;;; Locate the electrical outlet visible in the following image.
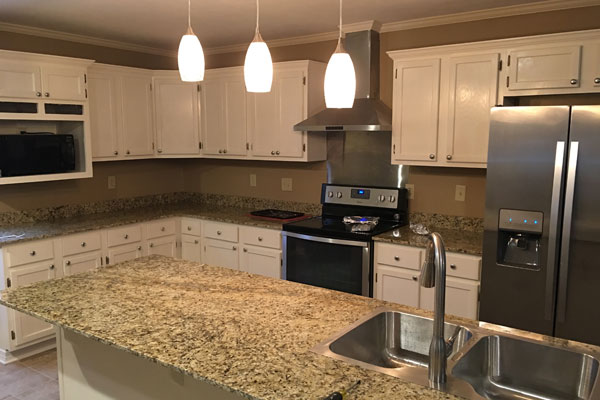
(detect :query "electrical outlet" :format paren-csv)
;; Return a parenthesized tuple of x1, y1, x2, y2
(108, 176, 117, 190)
(249, 174, 257, 187)
(281, 178, 293, 192)
(455, 185, 466, 202)
(405, 184, 414, 200)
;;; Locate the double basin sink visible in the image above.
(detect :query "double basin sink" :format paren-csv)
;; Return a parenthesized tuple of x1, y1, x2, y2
(312, 309, 600, 399)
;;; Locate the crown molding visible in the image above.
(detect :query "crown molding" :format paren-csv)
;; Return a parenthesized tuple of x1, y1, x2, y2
(380, 0, 600, 32)
(342, 20, 382, 33)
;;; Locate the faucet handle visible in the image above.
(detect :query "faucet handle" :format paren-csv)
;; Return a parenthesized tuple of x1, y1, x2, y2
(445, 325, 462, 357)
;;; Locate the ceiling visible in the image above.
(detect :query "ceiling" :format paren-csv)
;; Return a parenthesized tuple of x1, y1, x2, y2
(0, 0, 584, 52)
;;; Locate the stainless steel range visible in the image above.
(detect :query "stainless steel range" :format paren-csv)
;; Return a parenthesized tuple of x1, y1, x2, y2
(282, 183, 408, 297)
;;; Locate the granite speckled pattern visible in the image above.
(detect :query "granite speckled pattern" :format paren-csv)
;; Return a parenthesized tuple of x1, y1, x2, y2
(0, 256, 463, 400)
(374, 225, 483, 256)
(408, 213, 483, 233)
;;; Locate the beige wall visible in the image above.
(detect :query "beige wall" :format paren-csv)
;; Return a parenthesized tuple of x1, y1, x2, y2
(1, 5, 600, 216)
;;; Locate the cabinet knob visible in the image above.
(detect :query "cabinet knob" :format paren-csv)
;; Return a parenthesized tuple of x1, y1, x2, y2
(36, 92, 42, 97)
(157, 149, 163, 153)
(44, 92, 50, 97)
(126, 150, 131, 155)
(217, 231, 222, 235)
(114, 150, 119, 155)
(276, 151, 280, 155)
(137, 246, 142, 250)
(161, 227, 166, 232)
(187, 226, 192, 231)
(429, 154, 435, 160)
(194, 240, 199, 244)
(223, 149, 227, 154)
(258, 236, 263, 241)
(30, 250, 36, 256)
(271, 151, 275, 155)
(150, 243, 154, 248)
(570, 79, 578, 85)
(394, 256, 400, 261)
(232, 246, 237, 251)
(412, 276, 418, 281)
(450, 264, 457, 270)
(49, 264, 55, 270)
(243, 248, 247, 252)
(66, 260, 71, 266)
(81, 242, 86, 247)
(595, 78, 600, 84)
(446, 155, 453, 160)
(124, 234, 129, 239)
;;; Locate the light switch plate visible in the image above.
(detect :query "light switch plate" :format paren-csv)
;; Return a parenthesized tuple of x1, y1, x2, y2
(405, 184, 414, 200)
(281, 178, 293, 192)
(455, 185, 466, 202)
(108, 176, 117, 190)
(249, 174, 257, 187)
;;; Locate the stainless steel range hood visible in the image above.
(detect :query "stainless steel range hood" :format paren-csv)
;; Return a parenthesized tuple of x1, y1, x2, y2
(294, 30, 392, 132)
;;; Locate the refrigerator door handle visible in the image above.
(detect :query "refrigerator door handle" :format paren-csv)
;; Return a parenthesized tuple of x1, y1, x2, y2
(545, 141, 566, 320)
(556, 141, 579, 323)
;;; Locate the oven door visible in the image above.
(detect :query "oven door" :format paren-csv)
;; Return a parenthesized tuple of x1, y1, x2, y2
(282, 232, 371, 297)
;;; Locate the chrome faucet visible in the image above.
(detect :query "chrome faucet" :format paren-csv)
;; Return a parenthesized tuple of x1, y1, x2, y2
(420, 232, 448, 388)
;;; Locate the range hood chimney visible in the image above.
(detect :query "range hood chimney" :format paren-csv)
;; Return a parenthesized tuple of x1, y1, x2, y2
(294, 30, 392, 132)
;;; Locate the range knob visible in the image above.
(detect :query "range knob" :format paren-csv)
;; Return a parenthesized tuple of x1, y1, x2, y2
(389, 195, 396, 202)
(336, 192, 343, 199)
(379, 195, 386, 202)
(328, 191, 334, 198)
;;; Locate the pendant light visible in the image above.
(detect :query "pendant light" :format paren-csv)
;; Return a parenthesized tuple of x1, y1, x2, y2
(244, 0, 273, 92)
(324, 0, 356, 108)
(177, 0, 205, 82)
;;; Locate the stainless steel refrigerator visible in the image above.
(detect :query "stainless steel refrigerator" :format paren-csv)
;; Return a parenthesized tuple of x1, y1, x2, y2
(480, 105, 600, 346)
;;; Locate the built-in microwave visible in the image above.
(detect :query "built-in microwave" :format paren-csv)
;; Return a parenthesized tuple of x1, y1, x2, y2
(0, 133, 76, 177)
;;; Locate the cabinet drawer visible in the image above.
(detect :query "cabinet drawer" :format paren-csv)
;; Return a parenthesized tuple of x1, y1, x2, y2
(446, 253, 481, 280)
(145, 219, 176, 239)
(376, 243, 424, 271)
(181, 218, 201, 236)
(106, 225, 142, 247)
(5, 240, 55, 267)
(62, 231, 102, 256)
(203, 221, 238, 243)
(240, 226, 281, 249)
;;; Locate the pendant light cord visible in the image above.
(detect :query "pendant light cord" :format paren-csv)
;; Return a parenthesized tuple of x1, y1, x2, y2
(256, 0, 260, 34)
(187, 0, 191, 28)
(339, 0, 342, 40)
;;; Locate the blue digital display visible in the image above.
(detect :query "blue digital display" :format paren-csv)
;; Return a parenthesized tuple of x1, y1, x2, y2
(524, 219, 528, 223)
(509, 218, 512, 222)
(358, 190, 364, 194)
(534, 220, 538, 224)
(350, 188, 371, 199)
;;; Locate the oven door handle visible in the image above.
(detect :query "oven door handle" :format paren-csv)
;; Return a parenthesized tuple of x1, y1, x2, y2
(282, 231, 369, 247)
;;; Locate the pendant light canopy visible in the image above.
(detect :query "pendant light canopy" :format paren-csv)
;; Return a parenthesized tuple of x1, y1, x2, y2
(324, 0, 356, 108)
(244, 0, 273, 92)
(178, 0, 205, 82)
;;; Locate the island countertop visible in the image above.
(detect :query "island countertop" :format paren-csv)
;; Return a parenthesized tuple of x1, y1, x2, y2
(0, 255, 465, 400)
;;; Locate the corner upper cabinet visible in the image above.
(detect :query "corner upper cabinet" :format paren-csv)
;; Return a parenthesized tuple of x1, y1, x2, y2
(153, 74, 200, 156)
(390, 58, 441, 164)
(200, 68, 247, 157)
(88, 70, 120, 159)
(247, 61, 327, 161)
(120, 72, 155, 157)
(40, 65, 87, 101)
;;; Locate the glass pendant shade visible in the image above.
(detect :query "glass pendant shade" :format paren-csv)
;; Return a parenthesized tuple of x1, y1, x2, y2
(244, 32, 273, 92)
(324, 41, 356, 108)
(178, 29, 205, 82)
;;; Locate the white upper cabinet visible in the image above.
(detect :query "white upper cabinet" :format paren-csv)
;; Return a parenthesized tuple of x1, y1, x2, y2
(153, 76, 200, 156)
(0, 60, 42, 99)
(391, 58, 441, 163)
(41, 65, 87, 101)
(88, 71, 120, 159)
(121, 73, 155, 157)
(201, 68, 247, 157)
(442, 53, 500, 166)
(592, 41, 600, 88)
(247, 61, 326, 161)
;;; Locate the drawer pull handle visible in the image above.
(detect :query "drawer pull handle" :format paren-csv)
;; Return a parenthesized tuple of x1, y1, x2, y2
(258, 236, 263, 241)
(217, 231, 222, 235)
(137, 246, 142, 250)
(150, 243, 154, 248)
(271, 151, 275, 155)
(124, 234, 129, 239)
(275, 150, 280, 155)
(187, 226, 192, 231)
(30, 250, 36, 256)
(49, 264, 55, 270)
(394, 256, 400, 261)
(44, 92, 50, 97)
(412, 276, 418, 281)
(114, 150, 119, 155)
(429, 154, 435, 160)
(570, 79, 578, 85)
(232, 246, 237, 251)
(81, 242, 86, 247)
(243, 248, 247, 252)
(36, 92, 42, 97)
(161, 227, 166, 232)
(595, 78, 600, 84)
(66, 261, 71, 266)
(450, 264, 457, 270)
(194, 240, 199, 244)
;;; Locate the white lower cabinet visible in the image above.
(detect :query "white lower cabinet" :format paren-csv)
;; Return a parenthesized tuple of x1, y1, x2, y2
(7, 261, 57, 347)
(107, 243, 144, 265)
(62, 250, 102, 276)
(240, 246, 281, 279)
(147, 236, 177, 258)
(374, 243, 481, 319)
(181, 234, 202, 262)
(204, 238, 239, 270)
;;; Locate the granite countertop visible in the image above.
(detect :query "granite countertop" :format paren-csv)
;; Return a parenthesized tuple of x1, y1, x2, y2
(0, 203, 295, 247)
(374, 225, 484, 256)
(0, 255, 466, 400)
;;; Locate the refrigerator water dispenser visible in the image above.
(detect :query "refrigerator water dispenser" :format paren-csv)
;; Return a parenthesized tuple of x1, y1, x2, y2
(497, 209, 543, 270)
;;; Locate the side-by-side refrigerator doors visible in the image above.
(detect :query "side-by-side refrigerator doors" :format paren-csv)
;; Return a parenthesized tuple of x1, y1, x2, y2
(480, 106, 570, 336)
(554, 106, 600, 346)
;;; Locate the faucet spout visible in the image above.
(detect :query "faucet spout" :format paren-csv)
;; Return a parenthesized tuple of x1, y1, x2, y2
(419, 232, 447, 388)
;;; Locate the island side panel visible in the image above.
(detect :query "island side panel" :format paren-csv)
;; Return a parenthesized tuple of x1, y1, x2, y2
(57, 328, 244, 400)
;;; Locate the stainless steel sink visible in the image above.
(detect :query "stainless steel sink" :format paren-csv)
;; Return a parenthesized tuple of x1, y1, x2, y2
(452, 335, 599, 400)
(312, 309, 473, 376)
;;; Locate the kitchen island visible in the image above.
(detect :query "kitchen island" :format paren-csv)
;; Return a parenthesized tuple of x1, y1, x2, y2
(0, 255, 459, 400)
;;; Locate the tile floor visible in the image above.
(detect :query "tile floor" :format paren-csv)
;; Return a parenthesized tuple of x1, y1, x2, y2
(0, 350, 58, 400)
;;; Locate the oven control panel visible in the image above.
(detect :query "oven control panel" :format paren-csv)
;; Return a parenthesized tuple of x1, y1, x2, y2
(322, 184, 401, 209)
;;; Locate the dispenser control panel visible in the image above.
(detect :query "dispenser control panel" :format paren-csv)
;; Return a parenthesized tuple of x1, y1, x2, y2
(499, 209, 543, 233)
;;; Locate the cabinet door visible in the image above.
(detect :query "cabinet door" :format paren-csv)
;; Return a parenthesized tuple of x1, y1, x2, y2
(200, 79, 226, 155)
(392, 58, 441, 163)
(41, 66, 87, 101)
(181, 235, 202, 262)
(147, 235, 177, 258)
(444, 53, 499, 164)
(374, 265, 420, 307)
(8, 261, 56, 347)
(154, 78, 200, 155)
(108, 242, 144, 265)
(240, 246, 281, 279)
(593, 42, 600, 88)
(247, 89, 278, 157)
(420, 277, 479, 320)
(204, 239, 239, 270)
(0, 60, 41, 98)
(63, 250, 102, 276)
(120, 75, 154, 157)
(507, 45, 582, 90)
(88, 72, 120, 159)
(223, 78, 247, 156)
